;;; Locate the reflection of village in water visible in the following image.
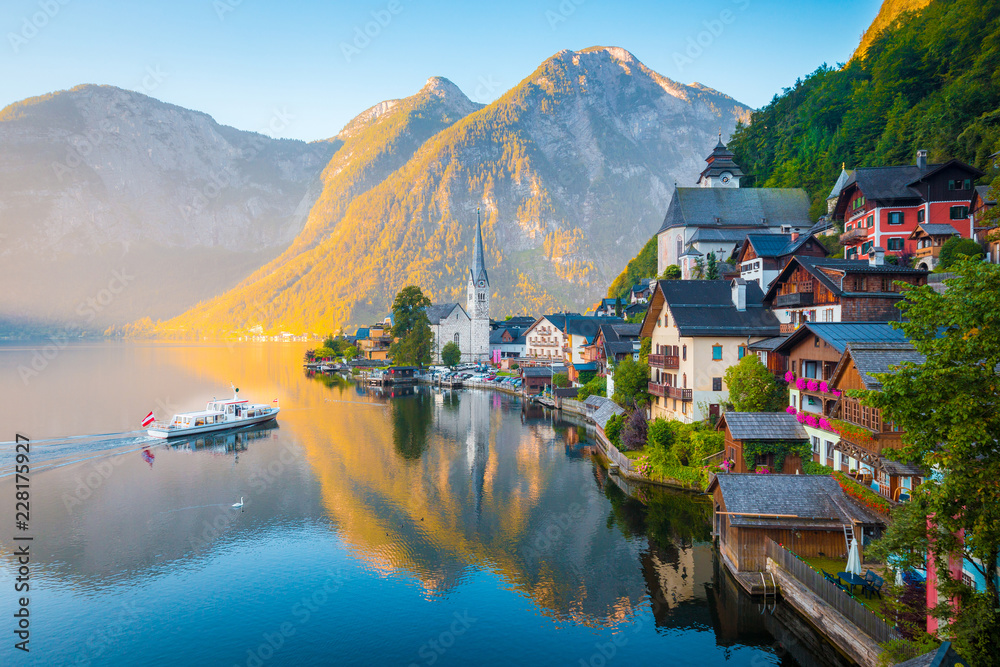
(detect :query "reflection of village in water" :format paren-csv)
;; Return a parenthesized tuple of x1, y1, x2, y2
(303, 375, 849, 664)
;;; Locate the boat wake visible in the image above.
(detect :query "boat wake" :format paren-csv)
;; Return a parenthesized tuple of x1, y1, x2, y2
(0, 431, 157, 478)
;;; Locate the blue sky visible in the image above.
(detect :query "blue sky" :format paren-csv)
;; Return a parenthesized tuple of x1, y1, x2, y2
(2, 0, 881, 141)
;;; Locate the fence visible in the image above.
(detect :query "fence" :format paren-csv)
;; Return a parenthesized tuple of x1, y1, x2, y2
(765, 539, 901, 646)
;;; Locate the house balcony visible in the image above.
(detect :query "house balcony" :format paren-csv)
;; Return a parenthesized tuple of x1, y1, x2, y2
(648, 381, 667, 398)
(648, 383, 690, 400)
(780, 322, 801, 335)
(913, 245, 943, 259)
(840, 228, 868, 246)
(775, 292, 814, 308)
(648, 354, 679, 369)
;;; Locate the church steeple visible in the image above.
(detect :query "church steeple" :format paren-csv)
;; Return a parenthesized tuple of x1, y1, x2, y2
(470, 208, 489, 286)
(697, 136, 744, 188)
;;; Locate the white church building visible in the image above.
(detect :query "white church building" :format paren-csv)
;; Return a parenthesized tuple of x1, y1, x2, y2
(427, 213, 491, 364)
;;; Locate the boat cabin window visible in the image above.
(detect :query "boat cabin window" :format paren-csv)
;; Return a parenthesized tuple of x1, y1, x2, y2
(227, 405, 234, 414)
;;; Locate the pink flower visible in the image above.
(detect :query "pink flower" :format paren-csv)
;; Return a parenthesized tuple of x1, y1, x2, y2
(832, 389, 842, 397)
(806, 415, 819, 427)
(784, 371, 794, 382)
(786, 406, 797, 415)
(796, 378, 807, 391)
(820, 381, 829, 393)
(807, 380, 819, 392)
(819, 418, 831, 431)
(796, 413, 808, 424)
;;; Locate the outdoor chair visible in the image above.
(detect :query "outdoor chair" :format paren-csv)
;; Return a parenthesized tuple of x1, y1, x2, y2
(822, 570, 849, 593)
(865, 575, 884, 598)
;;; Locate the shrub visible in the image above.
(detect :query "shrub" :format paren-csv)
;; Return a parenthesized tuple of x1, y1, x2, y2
(577, 375, 606, 401)
(803, 461, 833, 475)
(552, 373, 570, 389)
(604, 413, 625, 447)
(937, 237, 983, 271)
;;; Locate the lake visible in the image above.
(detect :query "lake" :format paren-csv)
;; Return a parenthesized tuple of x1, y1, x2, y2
(0, 342, 846, 666)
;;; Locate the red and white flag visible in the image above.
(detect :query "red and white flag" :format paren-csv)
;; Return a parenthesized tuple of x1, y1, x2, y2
(141, 411, 155, 427)
(272, 398, 279, 405)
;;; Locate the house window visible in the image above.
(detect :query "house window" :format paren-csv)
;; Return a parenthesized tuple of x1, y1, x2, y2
(454, 333, 460, 344)
(682, 345, 687, 361)
(948, 179, 972, 191)
(887, 237, 904, 251)
(676, 235, 683, 260)
(682, 373, 687, 388)
(962, 571, 977, 590)
(917, 209, 926, 223)
(738, 346, 746, 359)
(861, 240, 873, 255)
(712, 377, 722, 391)
(814, 335, 820, 348)
(682, 401, 687, 415)
(811, 437, 819, 454)
(866, 215, 874, 228)
(804, 360, 818, 379)
(712, 345, 723, 361)
(847, 248, 858, 259)
(950, 205, 969, 220)
(888, 211, 904, 225)
(825, 441, 834, 460)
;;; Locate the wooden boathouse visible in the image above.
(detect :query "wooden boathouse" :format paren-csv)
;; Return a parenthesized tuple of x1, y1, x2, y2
(708, 474, 882, 593)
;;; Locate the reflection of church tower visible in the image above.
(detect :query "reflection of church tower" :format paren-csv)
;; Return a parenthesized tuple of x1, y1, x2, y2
(465, 390, 490, 520)
(466, 209, 490, 362)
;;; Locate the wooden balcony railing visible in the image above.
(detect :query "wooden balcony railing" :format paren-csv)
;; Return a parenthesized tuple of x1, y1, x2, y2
(840, 228, 867, 245)
(668, 386, 693, 401)
(775, 292, 815, 307)
(780, 322, 801, 334)
(648, 354, 679, 369)
(648, 381, 667, 398)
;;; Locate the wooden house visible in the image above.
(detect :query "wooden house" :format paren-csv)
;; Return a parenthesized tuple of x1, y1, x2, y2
(828, 342, 926, 501)
(716, 412, 809, 474)
(908, 223, 962, 271)
(761, 255, 927, 334)
(770, 322, 909, 470)
(709, 474, 883, 574)
(733, 232, 827, 292)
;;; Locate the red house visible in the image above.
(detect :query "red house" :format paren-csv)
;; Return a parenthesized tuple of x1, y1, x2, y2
(833, 150, 983, 260)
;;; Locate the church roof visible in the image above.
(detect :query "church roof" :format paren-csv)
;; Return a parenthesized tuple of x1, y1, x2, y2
(827, 166, 854, 200)
(425, 303, 467, 325)
(657, 188, 812, 234)
(469, 211, 489, 285)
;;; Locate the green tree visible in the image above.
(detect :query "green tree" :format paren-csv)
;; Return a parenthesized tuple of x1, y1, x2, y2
(614, 296, 623, 318)
(577, 374, 606, 401)
(389, 285, 433, 366)
(723, 354, 779, 412)
(937, 237, 983, 271)
(611, 357, 649, 407)
(440, 341, 461, 367)
(552, 373, 570, 389)
(658, 265, 681, 280)
(692, 256, 705, 279)
(865, 259, 1000, 661)
(343, 345, 359, 361)
(705, 251, 719, 280)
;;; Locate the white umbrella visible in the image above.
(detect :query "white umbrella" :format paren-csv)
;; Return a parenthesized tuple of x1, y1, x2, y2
(895, 568, 904, 586)
(846, 537, 862, 576)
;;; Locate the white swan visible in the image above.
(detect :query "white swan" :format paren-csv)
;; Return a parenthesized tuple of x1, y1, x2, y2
(232, 497, 244, 508)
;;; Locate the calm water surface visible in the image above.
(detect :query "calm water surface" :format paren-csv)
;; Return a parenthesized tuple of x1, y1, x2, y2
(0, 342, 844, 666)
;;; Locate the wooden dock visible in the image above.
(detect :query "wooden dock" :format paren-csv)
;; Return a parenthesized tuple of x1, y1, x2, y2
(721, 550, 779, 597)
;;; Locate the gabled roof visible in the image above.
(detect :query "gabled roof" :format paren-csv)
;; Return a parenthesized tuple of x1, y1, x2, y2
(565, 315, 624, 341)
(642, 280, 780, 338)
(717, 412, 808, 441)
(657, 187, 812, 234)
(834, 159, 984, 217)
(698, 137, 745, 183)
(747, 335, 787, 352)
(771, 322, 909, 356)
(489, 328, 525, 345)
(469, 211, 489, 285)
(832, 341, 926, 391)
(623, 302, 647, 317)
(425, 303, 467, 325)
(354, 327, 370, 340)
(593, 322, 641, 359)
(708, 474, 882, 527)
(738, 232, 822, 261)
(909, 223, 961, 239)
(827, 166, 854, 200)
(762, 256, 928, 304)
(591, 396, 626, 429)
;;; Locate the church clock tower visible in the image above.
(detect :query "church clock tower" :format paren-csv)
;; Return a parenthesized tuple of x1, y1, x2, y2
(467, 208, 490, 362)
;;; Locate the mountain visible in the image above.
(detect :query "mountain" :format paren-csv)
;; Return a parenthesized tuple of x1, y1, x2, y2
(160, 47, 751, 336)
(728, 0, 1000, 218)
(853, 0, 932, 60)
(0, 85, 335, 334)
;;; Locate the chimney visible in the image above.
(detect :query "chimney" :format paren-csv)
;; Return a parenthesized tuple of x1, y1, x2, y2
(790, 231, 800, 242)
(916, 149, 928, 171)
(869, 246, 885, 267)
(732, 279, 747, 311)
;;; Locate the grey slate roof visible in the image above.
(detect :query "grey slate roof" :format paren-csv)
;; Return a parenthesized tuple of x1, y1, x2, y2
(584, 395, 604, 410)
(698, 138, 745, 182)
(711, 474, 883, 528)
(590, 397, 626, 429)
(425, 303, 465, 325)
(975, 184, 996, 206)
(844, 342, 926, 390)
(720, 412, 808, 441)
(763, 256, 928, 303)
(771, 322, 909, 356)
(565, 315, 624, 341)
(623, 302, 647, 318)
(742, 233, 812, 258)
(827, 167, 854, 200)
(658, 280, 781, 337)
(747, 335, 788, 352)
(688, 227, 759, 244)
(470, 214, 489, 285)
(658, 187, 812, 234)
(912, 223, 961, 237)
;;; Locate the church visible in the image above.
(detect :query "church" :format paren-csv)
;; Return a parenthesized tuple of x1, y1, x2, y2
(656, 138, 813, 278)
(426, 212, 491, 364)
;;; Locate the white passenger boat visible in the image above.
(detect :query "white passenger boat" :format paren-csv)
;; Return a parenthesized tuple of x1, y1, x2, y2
(146, 387, 279, 439)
